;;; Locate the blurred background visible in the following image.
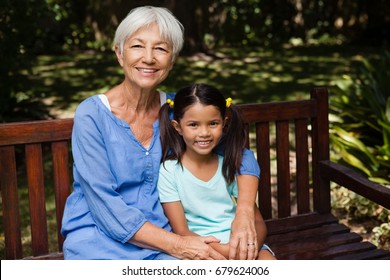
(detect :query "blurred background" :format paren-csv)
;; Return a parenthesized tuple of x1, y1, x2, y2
(0, 0, 389, 255)
(1, 0, 389, 121)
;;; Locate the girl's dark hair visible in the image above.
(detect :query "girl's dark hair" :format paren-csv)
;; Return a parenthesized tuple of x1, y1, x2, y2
(159, 83, 246, 184)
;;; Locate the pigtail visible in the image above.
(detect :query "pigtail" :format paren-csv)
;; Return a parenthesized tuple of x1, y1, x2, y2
(159, 103, 186, 166)
(221, 104, 246, 184)
(159, 103, 173, 163)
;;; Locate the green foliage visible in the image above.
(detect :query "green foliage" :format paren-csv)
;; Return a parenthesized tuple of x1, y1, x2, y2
(330, 51, 390, 250)
(330, 51, 390, 184)
(372, 222, 390, 251)
(0, 0, 69, 121)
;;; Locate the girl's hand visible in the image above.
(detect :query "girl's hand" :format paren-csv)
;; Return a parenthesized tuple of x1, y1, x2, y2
(229, 209, 258, 260)
(172, 235, 226, 260)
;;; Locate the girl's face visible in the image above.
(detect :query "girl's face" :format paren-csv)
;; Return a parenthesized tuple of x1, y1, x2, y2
(115, 23, 175, 91)
(172, 102, 225, 157)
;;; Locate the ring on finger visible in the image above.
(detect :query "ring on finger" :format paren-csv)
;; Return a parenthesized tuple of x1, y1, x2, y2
(247, 242, 256, 246)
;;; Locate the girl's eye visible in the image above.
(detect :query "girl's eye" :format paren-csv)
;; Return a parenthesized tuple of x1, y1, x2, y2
(189, 123, 198, 127)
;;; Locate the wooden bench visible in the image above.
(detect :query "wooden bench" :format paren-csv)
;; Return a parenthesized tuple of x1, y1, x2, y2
(1, 87, 390, 260)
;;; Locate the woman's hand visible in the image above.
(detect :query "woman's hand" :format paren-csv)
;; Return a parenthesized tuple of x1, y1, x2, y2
(229, 174, 259, 260)
(172, 235, 227, 260)
(129, 221, 226, 260)
(229, 209, 258, 260)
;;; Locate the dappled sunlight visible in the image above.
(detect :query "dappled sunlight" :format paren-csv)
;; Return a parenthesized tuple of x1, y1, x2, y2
(5, 45, 383, 121)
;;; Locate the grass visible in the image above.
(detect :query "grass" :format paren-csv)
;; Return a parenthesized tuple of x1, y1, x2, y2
(9, 44, 382, 121)
(0, 43, 386, 259)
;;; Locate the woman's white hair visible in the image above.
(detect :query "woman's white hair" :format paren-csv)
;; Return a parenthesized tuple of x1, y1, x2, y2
(113, 6, 184, 60)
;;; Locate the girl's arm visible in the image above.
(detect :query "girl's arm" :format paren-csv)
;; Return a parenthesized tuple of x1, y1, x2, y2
(161, 201, 230, 258)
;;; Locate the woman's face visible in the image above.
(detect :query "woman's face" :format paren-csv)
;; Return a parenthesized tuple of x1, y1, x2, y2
(116, 23, 175, 91)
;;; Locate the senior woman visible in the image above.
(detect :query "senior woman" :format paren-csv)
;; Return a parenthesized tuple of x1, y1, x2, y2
(61, 6, 264, 260)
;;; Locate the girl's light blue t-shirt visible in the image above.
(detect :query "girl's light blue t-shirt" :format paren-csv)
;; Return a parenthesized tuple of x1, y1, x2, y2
(158, 156, 238, 244)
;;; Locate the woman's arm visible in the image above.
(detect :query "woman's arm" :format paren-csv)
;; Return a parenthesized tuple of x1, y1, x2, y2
(129, 220, 225, 260)
(254, 204, 267, 246)
(229, 174, 259, 260)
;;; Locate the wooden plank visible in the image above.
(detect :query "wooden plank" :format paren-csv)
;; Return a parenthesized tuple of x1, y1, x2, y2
(276, 120, 290, 218)
(311, 87, 330, 213)
(266, 213, 338, 235)
(295, 118, 310, 213)
(51, 141, 71, 251)
(319, 160, 390, 209)
(256, 122, 272, 219)
(316, 241, 377, 259)
(333, 248, 390, 260)
(239, 100, 316, 123)
(0, 146, 23, 259)
(274, 232, 363, 259)
(23, 252, 64, 260)
(0, 118, 73, 146)
(243, 123, 250, 149)
(25, 143, 49, 256)
(265, 223, 350, 244)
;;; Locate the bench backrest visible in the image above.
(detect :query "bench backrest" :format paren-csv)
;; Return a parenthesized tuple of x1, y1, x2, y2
(0, 87, 329, 259)
(0, 118, 73, 259)
(240, 87, 330, 218)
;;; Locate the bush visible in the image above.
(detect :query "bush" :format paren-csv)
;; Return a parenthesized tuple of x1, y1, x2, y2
(330, 50, 390, 250)
(330, 51, 390, 184)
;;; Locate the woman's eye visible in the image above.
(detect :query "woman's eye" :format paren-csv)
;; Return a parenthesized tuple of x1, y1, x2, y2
(156, 47, 168, 52)
(131, 45, 143, 48)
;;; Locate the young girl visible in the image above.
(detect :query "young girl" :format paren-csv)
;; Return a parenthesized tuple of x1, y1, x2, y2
(158, 84, 275, 260)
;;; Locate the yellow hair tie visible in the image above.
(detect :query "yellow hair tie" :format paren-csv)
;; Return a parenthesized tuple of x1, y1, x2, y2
(226, 97, 233, 108)
(166, 99, 174, 108)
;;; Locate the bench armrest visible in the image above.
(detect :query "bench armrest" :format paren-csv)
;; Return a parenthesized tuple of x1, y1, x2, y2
(319, 160, 390, 210)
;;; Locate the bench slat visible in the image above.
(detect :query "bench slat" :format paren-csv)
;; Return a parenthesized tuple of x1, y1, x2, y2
(295, 118, 310, 214)
(0, 146, 23, 259)
(52, 141, 71, 251)
(334, 247, 390, 260)
(265, 223, 350, 244)
(314, 241, 377, 259)
(256, 122, 272, 219)
(311, 88, 331, 213)
(266, 213, 338, 235)
(0, 118, 73, 146)
(25, 143, 49, 256)
(274, 232, 363, 259)
(239, 99, 316, 122)
(276, 120, 291, 218)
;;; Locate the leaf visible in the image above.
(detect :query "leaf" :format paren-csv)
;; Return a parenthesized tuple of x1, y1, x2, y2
(332, 126, 379, 165)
